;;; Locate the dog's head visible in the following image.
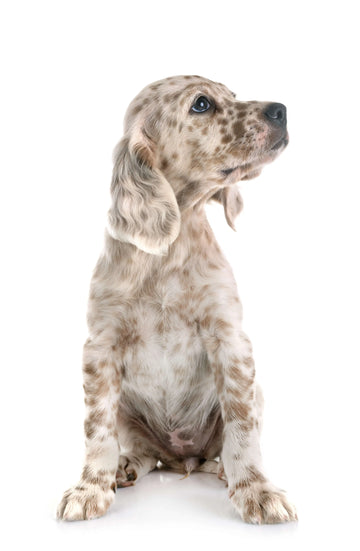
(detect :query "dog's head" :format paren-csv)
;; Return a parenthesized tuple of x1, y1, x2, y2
(108, 75, 288, 254)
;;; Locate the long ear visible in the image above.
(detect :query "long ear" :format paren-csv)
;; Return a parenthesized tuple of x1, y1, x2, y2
(107, 133, 181, 255)
(211, 186, 243, 231)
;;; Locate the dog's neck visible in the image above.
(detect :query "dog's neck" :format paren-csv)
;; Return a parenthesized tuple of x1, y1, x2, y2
(108, 204, 214, 255)
(89, 205, 226, 307)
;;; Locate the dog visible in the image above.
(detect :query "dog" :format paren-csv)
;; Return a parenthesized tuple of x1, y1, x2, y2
(57, 75, 296, 524)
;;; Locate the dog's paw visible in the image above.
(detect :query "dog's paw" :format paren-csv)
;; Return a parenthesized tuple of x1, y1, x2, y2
(116, 455, 138, 487)
(56, 483, 116, 521)
(230, 482, 297, 524)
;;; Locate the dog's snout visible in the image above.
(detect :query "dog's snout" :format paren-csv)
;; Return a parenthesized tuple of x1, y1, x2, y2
(263, 103, 287, 127)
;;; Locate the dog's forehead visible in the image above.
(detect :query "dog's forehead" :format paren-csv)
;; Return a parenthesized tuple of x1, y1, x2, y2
(154, 76, 231, 100)
(134, 76, 233, 106)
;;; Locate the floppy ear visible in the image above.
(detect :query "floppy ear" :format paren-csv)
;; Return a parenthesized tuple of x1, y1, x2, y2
(107, 132, 181, 255)
(211, 186, 243, 231)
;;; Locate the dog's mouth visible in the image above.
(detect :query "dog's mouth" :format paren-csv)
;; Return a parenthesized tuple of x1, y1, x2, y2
(270, 133, 289, 151)
(221, 163, 253, 178)
(220, 163, 260, 181)
(221, 132, 289, 179)
(221, 166, 239, 176)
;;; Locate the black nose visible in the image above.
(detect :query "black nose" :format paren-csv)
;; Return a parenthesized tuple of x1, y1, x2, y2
(264, 103, 287, 127)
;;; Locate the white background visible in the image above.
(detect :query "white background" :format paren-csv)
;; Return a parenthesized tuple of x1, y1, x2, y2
(1, 0, 359, 549)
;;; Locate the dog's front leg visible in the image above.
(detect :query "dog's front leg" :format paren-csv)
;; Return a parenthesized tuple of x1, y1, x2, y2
(57, 339, 121, 521)
(202, 319, 297, 524)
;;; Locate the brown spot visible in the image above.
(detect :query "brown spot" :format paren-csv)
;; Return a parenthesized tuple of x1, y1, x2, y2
(200, 314, 212, 331)
(151, 108, 162, 123)
(84, 408, 106, 436)
(221, 134, 232, 144)
(214, 318, 232, 334)
(84, 419, 96, 439)
(131, 104, 142, 116)
(243, 356, 254, 370)
(232, 121, 245, 139)
(82, 465, 99, 484)
(226, 399, 251, 421)
(218, 117, 228, 126)
(228, 365, 254, 392)
(114, 326, 142, 353)
(214, 363, 225, 394)
(160, 157, 169, 170)
(83, 362, 97, 377)
(235, 104, 247, 116)
(84, 396, 97, 408)
(231, 466, 267, 492)
(243, 497, 261, 518)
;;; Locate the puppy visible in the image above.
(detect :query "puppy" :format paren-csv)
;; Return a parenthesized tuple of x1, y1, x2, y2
(57, 75, 296, 524)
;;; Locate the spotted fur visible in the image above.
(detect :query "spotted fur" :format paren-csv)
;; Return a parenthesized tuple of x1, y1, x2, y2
(57, 75, 296, 524)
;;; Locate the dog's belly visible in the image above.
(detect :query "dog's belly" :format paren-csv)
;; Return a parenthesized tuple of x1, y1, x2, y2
(118, 390, 223, 461)
(117, 318, 223, 459)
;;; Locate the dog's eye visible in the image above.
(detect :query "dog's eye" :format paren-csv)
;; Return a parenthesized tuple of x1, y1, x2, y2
(191, 96, 212, 113)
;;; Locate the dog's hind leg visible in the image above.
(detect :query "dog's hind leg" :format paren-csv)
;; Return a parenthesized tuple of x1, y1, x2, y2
(116, 453, 158, 487)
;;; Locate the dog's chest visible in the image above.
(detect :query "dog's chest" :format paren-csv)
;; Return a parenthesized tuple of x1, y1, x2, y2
(120, 291, 204, 387)
(117, 271, 216, 422)
(119, 268, 201, 357)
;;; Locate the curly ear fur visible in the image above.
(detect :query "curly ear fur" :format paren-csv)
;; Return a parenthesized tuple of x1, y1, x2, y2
(107, 133, 181, 255)
(212, 186, 243, 231)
